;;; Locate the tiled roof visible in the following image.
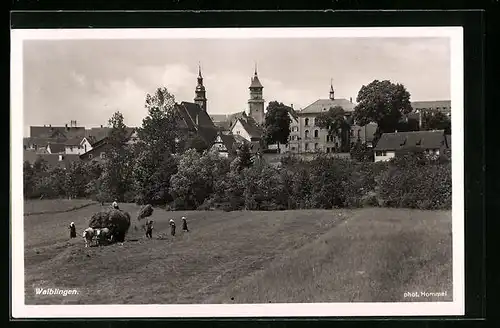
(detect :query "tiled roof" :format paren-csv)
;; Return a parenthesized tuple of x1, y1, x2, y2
(47, 143, 66, 154)
(85, 127, 111, 142)
(30, 126, 86, 139)
(174, 102, 219, 144)
(411, 100, 451, 110)
(250, 75, 263, 88)
(287, 106, 299, 121)
(64, 137, 83, 146)
(219, 133, 237, 151)
(231, 112, 264, 139)
(300, 98, 355, 114)
(23, 151, 81, 169)
(374, 130, 447, 151)
(24, 137, 67, 148)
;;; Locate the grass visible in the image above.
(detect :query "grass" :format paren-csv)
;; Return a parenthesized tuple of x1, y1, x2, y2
(24, 199, 97, 216)
(23, 200, 453, 304)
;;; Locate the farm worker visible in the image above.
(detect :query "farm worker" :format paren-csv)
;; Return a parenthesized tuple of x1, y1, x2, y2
(145, 220, 154, 239)
(69, 222, 76, 238)
(112, 200, 119, 210)
(169, 219, 176, 236)
(181, 217, 189, 232)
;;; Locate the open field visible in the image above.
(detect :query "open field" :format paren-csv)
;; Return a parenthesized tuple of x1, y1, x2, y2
(23, 200, 453, 304)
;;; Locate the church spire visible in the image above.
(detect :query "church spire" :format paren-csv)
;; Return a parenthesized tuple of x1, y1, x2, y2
(194, 63, 207, 112)
(329, 79, 335, 100)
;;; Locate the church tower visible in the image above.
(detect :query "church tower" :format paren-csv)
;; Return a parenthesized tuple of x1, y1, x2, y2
(194, 64, 207, 112)
(329, 79, 335, 100)
(248, 65, 265, 125)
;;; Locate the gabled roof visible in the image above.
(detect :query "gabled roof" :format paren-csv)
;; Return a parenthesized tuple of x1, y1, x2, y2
(24, 151, 81, 169)
(174, 102, 219, 144)
(286, 105, 299, 121)
(85, 127, 112, 142)
(374, 130, 447, 151)
(64, 137, 83, 146)
(30, 126, 86, 139)
(216, 133, 237, 151)
(411, 100, 451, 110)
(230, 112, 265, 139)
(300, 98, 355, 114)
(24, 137, 67, 148)
(47, 143, 66, 154)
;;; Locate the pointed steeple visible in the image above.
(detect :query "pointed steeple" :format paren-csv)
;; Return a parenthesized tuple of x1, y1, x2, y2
(250, 64, 263, 89)
(194, 63, 207, 112)
(329, 79, 335, 100)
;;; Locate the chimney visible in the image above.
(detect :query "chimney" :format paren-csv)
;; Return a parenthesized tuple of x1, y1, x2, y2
(291, 104, 293, 108)
(100, 124, 103, 128)
(350, 97, 353, 103)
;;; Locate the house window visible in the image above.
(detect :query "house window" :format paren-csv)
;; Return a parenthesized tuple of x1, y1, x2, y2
(304, 143, 309, 151)
(305, 118, 309, 126)
(314, 130, 319, 138)
(100, 152, 106, 159)
(314, 143, 319, 150)
(88, 154, 93, 159)
(376, 151, 387, 156)
(305, 130, 310, 139)
(237, 131, 240, 135)
(84, 144, 87, 152)
(326, 147, 330, 153)
(350, 129, 354, 137)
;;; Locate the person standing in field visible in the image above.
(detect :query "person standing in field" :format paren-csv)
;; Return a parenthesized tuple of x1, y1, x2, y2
(112, 200, 119, 210)
(181, 217, 189, 232)
(145, 219, 154, 239)
(169, 219, 176, 236)
(69, 222, 76, 238)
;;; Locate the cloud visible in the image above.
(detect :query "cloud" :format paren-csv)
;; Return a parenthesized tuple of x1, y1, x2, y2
(70, 71, 87, 87)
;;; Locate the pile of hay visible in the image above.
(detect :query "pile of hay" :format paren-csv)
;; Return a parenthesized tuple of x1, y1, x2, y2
(88, 208, 131, 242)
(137, 204, 154, 221)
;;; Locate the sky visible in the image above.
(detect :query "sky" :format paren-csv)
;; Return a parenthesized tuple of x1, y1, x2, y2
(22, 37, 450, 137)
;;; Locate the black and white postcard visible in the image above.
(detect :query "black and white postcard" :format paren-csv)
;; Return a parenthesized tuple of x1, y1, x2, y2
(11, 27, 464, 318)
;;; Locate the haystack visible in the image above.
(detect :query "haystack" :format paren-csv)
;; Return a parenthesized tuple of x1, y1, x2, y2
(137, 204, 154, 221)
(88, 208, 131, 242)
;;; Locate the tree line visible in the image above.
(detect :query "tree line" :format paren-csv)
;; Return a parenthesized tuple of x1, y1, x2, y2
(23, 80, 452, 210)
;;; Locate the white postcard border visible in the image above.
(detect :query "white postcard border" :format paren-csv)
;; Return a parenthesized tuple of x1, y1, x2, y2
(10, 27, 465, 318)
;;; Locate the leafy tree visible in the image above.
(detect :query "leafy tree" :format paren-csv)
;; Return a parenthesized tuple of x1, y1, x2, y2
(133, 148, 178, 205)
(23, 161, 35, 198)
(139, 88, 183, 154)
(264, 101, 292, 152)
(145, 87, 176, 113)
(350, 141, 374, 162)
(315, 105, 351, 152)
(169, 149, 230, 209)
(107, 111, 129, 149)
(185, 135, 209, 153)
(100, 111, 135, 202)
(397, 117, 420, 132)
(65, 161, 88, 198)
(354, 80, 413, 142)
(235, 142, 253, 172)
(421, 111, 451, 134)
